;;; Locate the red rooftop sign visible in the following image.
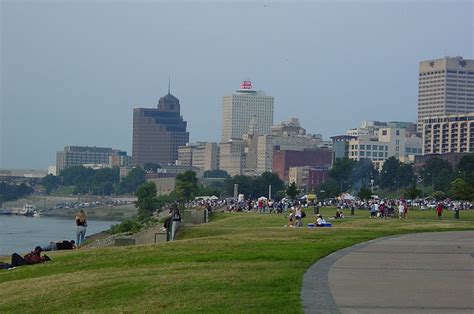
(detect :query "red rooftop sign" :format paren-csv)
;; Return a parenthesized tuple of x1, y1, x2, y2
(240, 80, 252, 89)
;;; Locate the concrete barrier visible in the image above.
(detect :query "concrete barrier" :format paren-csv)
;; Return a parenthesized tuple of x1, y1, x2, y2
(184, 209, 208, 224)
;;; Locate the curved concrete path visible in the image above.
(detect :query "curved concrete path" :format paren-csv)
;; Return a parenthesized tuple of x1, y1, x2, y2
(302, 231, 474, 314)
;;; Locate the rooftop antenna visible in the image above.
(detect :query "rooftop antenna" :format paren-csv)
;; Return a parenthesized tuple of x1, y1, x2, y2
(168, 76, 171, 94)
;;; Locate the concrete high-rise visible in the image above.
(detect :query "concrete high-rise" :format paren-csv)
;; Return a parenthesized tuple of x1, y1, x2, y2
(132, 87, 189, 166)
(221, 81, 274, 142)
(417, 56, 474, 132)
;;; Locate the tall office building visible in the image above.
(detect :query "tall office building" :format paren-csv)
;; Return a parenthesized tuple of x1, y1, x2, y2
(418, 56, 474, 132)
(132, 87, 189, 166)
(221, 81, 274, 142)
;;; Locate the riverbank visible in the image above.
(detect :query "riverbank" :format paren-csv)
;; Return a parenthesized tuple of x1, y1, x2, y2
(3, 195, 138, 220)
(0, 215, 120, 256)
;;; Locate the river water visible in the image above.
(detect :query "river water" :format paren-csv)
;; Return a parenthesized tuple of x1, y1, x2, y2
(0, 215, 119, 255)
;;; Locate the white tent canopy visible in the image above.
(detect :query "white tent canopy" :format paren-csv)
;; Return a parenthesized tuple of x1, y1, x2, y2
(340, 193, 355, 200)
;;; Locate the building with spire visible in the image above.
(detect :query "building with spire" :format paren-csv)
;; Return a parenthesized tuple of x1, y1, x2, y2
(132, 82, 189, 166)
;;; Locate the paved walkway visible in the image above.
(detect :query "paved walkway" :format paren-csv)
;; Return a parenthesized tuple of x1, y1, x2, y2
(302, 231, 474, 314)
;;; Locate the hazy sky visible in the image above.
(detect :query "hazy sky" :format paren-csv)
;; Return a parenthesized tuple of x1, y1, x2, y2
(1, 0, 473, 170)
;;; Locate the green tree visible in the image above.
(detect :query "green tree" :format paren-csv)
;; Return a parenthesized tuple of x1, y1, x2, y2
(41, 174, 61, 194)
(254, 172, 285, 198)
(380, 157, 415, 190)
(316, 179, 340, 199)
(286, 182, 299, 200)
(449, 178, 473, 201)
(351, 158, 378, 192)
(456, 155, 474, 187)
(134, 181, 158, 220)
(203, 169, 230, 178)
(404, 187, 422, 199)
(397, 163, 415, 188)
(358, 187, 372, 200)
(419, 157, 453, 191)
(431, 191, 447, 201)
(224, 175, 254, 198)
(0, 182, 33, 201)
(116, 167, 146, 195)
(60, 166, 95, 187)
(380, 157, 400, 189)
(175, 171, 199, 201)
(330, 158, 356, 192)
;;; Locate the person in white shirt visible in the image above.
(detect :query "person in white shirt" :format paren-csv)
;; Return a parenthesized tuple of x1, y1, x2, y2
(316, 214, 326, 226)
(398, 203, 404, 219)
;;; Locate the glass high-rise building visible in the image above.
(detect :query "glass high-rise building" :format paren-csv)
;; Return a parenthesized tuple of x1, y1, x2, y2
(417, 56, 474, 132)
(221, 81, 274, 142)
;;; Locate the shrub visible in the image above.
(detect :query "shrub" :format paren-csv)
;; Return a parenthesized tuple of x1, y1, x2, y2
(110, 219, 142, 234)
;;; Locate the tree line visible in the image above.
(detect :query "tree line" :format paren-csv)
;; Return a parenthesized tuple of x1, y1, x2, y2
(42, 166, 147, 196)
(317, 155, 474, 201)
(0, 182, 34, 203)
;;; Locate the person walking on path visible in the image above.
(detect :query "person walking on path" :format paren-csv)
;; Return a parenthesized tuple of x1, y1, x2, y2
(75, 210, 88, 246)
(436, 203, 443, 219)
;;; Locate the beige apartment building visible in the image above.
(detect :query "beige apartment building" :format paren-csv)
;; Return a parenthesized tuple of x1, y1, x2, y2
(219, 117, 325, 176)
(178, 142, 219, 171)
(347, 125, 422, 170)
(257, 118, 323, 173)
(422, 112, 474, 154)
(221, 81, 274, 142)
(418, 56, 474, 132)
(219, 140, 247, 176)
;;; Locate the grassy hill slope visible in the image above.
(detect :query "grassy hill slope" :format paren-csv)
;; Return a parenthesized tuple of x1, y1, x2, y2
(1, 208, 473, 313)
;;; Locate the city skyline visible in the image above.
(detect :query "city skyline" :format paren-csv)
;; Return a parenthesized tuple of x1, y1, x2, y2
(1, 1, 473, 169)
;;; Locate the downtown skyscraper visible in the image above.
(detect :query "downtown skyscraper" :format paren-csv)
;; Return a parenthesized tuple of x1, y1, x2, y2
(132, 86, 189, 166)
(221, 81, 274, 142)
(417, 56, 474, 131)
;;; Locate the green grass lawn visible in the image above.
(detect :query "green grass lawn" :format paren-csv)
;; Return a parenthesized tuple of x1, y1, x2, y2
(1, 208, 473, 313)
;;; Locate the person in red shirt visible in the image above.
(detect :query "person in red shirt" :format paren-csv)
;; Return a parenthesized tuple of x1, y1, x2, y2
(436, 203, 443, 219)
(3, 246, 50, 269)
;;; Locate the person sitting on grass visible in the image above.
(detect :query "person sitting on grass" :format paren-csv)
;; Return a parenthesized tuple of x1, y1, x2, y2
(42, 240, 76, 251)
(315, 214, 327, 226)
(286, 211, 295, 227)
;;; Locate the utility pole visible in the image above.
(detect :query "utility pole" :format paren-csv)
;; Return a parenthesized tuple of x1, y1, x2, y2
(268, 185, 272, 200)
(233, 184, 238, 199)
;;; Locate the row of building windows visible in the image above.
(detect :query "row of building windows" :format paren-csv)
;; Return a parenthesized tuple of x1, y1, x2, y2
(351, 144, 388, 151)
(355, 151, 389, 157)
(420, 70, 446, 76)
